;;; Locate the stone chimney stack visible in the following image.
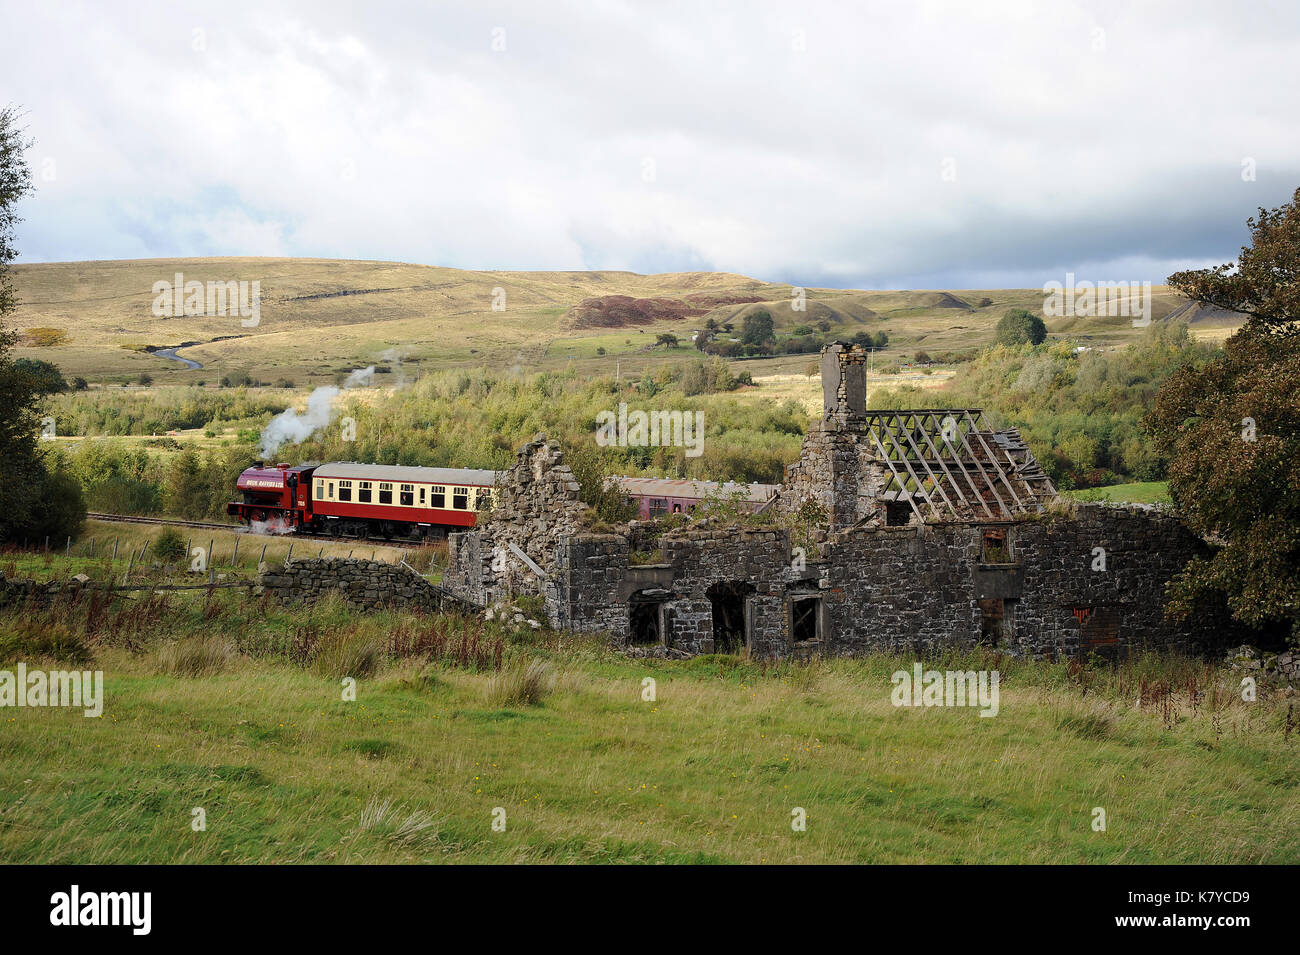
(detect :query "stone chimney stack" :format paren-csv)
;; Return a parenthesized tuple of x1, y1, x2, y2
(820, 342, 867, 422)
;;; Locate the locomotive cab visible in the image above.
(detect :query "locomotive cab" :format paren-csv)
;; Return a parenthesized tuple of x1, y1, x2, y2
(227, 462, 317, 526)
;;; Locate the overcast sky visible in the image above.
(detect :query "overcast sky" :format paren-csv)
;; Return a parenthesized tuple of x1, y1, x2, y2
(6, 0, 1300, 289)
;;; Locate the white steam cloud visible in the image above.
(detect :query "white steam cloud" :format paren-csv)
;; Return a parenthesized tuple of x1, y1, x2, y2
(342, 365, 375, 388)
(257, 366, 375, 459)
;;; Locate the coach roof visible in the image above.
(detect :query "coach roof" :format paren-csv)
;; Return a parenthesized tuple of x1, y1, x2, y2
(314, 463, 501, 486)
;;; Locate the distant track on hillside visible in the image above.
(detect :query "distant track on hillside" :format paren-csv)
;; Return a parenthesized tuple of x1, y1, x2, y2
(85, 512, 423, 550)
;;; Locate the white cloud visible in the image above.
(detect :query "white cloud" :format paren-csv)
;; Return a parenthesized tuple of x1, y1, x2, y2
(7, 0, 1300, 288)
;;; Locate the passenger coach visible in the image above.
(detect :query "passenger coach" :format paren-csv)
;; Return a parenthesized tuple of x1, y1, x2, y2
(309, 463, 499, 539)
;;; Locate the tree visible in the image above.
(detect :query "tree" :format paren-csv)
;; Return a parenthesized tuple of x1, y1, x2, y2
(655, 332, 679, 349)
(0, 106, 86, 542)
(1168, 187, 1300, 333)
(694, 329, 714, 352)
(1148, 188, 1300, 643)
(13, 357, 68, 393)
(994, 308, 1047, 346)
(741, 310, 774, 346)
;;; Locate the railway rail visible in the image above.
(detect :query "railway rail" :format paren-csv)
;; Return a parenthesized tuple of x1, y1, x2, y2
(84, 512, 426, 550)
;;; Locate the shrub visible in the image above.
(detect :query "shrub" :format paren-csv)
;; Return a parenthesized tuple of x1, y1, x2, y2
(153, 528, 186, 563)
(994, 308, 1047, 346)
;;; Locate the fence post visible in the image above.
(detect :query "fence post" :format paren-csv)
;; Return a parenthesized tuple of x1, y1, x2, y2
(90, 537, 95, 558)
(111, 538, 119, 562)
(65, 537, 70, 557)
(259, 542, 267, 566)
(123, 548, 136, 586)
(231, 537, 239, 568)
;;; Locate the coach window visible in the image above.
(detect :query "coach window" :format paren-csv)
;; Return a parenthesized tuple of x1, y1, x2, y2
(453, 486, 469, 510)
(430, 485, 446, 508)
(400, 483, 414, 507)
(358, 481, 372, 503)
(378, 482, 393, 505)
(338, 480, 352, 502)
(475, 489, 492, 511)
(328, 482, 334, 499)
(419, 486, 427, 505)
(649, 498, 667, 516)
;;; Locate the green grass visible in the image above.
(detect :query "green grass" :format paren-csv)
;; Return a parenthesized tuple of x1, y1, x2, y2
(1064, 482, 1172, 505)
(0, 564, 1294, 864)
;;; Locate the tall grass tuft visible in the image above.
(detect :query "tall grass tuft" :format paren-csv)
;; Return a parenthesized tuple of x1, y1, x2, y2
(484, 658, 553, 707)
(310, 630, 384, 679)
(0, 621, 93, 665)
(356, 797, 445, 849)
(153, 635, 236, 676)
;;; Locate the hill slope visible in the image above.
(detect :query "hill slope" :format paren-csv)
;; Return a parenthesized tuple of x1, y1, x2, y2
(7, 258, 1214, 384)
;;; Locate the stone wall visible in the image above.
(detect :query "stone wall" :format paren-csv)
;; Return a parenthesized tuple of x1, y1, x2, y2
(0, 572, 98, 608)
(819, 504, 1219, 658)
(444, 432, 590, 607)
(780, 422, 884, 529)
(491, 503, 1233, 660)
(258, 557, 450, 612)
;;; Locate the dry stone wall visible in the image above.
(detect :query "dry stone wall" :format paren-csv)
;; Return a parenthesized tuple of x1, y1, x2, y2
(258, 557, 448, 611)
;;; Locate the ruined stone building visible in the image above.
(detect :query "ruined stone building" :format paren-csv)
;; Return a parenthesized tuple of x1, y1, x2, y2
(444, 343, 1224, 660)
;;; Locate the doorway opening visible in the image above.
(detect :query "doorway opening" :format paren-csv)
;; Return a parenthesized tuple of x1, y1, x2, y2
(629, 592, 668, 646)
(707, 581, 753, 654)
(791, 594, 822, 645)
(978, 597, 1016, 646)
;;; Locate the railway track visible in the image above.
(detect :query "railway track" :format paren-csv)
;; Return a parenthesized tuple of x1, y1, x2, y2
(84, 512, 425, 550)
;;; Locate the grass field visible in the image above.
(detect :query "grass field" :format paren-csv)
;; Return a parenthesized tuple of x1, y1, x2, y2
(0, 562, 1295, 864)
(1064, 482, 1173, 505)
